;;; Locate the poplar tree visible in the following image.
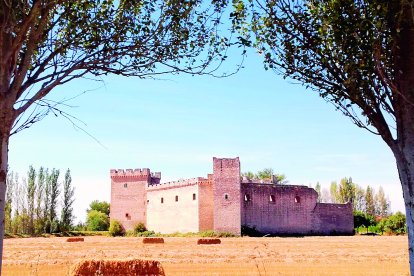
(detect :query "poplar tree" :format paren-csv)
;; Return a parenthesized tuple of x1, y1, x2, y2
(35, 167, 45, 234)
(61, 169, 74, 231)
(315, 182, 321, 203)
(27, 166, 36, 234)
(48, 169, 60, 233)
(375, 186, 389, 217)
(365, 186, 375, 217)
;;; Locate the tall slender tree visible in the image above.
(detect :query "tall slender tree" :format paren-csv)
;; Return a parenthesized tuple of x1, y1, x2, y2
(26, 166, 36, 234)
(48, 169, 60, 233)
(35, 167, 45, 234)
(365, 186, 376, 217)
(60, 169, 74, 231)
(375, 186, 390, 217)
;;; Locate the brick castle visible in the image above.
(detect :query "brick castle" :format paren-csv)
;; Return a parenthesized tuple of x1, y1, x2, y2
(110, 157, 354, 235)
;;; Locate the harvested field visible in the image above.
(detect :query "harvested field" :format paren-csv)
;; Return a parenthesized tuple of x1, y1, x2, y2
(66, 237, 84, 243)
(142, 237, 165, 244)
(197, 238, 221, 245)
(3, 235, 409, 275)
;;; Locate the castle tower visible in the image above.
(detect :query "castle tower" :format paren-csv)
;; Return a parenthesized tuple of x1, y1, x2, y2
(213, 157, 241, 235)
(110, 168, 153, 231)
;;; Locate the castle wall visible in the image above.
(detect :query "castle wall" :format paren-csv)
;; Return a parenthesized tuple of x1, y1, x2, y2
(198, 174, 214, 231)
(312, 203, 354, 235)
(146, 181, 199, 233)
(110, 169, 150, 231)
(213, 157, 241, 235)
(241, 183, 318, 234)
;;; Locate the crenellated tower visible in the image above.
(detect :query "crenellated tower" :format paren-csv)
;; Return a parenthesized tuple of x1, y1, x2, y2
(110, 168, 161, 231)
(213, 157, 241, 235)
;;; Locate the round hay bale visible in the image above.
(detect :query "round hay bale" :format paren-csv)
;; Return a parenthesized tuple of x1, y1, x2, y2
(66, 237, 84, 242)
(142, 237, 164, 244)
(197, 238, 221, 245)
(70, 259, 165, 276)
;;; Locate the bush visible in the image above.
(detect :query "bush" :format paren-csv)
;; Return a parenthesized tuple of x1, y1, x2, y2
(86, 210, 109, 231)
(378, 212, 406, 235)
(353, 211, 376, 228)
(133, 222, 147, 234)
(108, 220, 124, 237)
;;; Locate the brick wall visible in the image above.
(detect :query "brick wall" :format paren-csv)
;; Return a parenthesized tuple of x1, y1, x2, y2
(110, 169, 150, 231)
(213, 157, 241, 235)
(198, 177, 214, 231)
(241, 183, 317, 234)
(312, 203, 354, 235)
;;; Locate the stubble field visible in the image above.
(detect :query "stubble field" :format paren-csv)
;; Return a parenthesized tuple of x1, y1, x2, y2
(2, 235, 409, 275)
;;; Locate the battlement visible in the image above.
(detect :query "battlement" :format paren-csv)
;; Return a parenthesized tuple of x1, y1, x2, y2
(110, 168, 152, 182)
(147, 176, 210, 192)
(213, 157, 240, 170)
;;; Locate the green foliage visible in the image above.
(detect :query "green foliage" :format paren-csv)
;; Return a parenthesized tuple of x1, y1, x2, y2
(353, 210, 376, 228)
(108, 220, 124, 237)
(365, 186, 376, 216)
(338, 177, 355, 204)
(330, 182, 339, 203)
(133, 222, 147, 234)
(61, 169, 75, 231)
(88, 200, 110, 216)
(86, 210, 109, 231)
(241, 168, 288, 184)
(379, 212, 406, 235)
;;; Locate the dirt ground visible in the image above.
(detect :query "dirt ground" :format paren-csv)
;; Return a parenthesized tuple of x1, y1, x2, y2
(2, 235, 409, 275)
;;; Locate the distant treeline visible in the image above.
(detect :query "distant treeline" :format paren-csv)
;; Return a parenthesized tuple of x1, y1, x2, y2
(5, 166, 75, 235)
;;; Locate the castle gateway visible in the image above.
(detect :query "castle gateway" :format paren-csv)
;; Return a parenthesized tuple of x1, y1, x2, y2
(110, 157, 354, 235)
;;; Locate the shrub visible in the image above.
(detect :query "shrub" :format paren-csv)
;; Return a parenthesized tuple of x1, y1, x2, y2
(134, 222, 147, 234)
(86, 210, 109, 231)
(109, 220, 124, 237)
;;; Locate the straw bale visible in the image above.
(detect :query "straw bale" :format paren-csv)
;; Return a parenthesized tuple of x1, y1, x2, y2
(142, 237, 164, 244)
(66, 237, 84, 242)
(197, 238, 221, 245)
(70, 259, 165, 276)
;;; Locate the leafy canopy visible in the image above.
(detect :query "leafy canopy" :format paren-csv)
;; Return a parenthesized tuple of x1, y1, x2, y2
(3, 0, 242, 134)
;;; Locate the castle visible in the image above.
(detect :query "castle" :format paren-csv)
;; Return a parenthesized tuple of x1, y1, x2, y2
(110, 157, 354, 235)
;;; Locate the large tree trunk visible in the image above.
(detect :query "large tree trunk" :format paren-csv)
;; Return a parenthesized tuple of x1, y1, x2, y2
(0, 131, 8, 272)
(392, 3, 414, 275)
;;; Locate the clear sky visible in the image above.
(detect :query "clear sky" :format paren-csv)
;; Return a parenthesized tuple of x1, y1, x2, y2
(8, 49, 404, 223)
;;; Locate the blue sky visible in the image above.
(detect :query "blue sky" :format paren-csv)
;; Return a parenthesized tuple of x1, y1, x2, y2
(8, 50, 403, 223)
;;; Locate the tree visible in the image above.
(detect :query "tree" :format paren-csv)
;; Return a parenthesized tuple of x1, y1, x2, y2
(329, 181, 339, 203)
(87, 200, 110, 216)
(0, 1, 238, 267)
(315, 182, 321, 203)
(365, 186, 376, 217)
(256, 168, 274, 180)
(338, 177, 355, 204)
(241, 1, 414, 270)
(86, 210, 109, 231)
(47, 169, 60, 233)
(60, 169, 74, 231)
(241, 171, 255, 180)
(353, 185, 366, 212)
(35, 167, 45, 234)
(375, 186, 390, 217)
(26, 166, 36, 235)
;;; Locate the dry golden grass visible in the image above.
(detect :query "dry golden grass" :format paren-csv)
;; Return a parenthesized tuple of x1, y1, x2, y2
(3, 235, 409, 275)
